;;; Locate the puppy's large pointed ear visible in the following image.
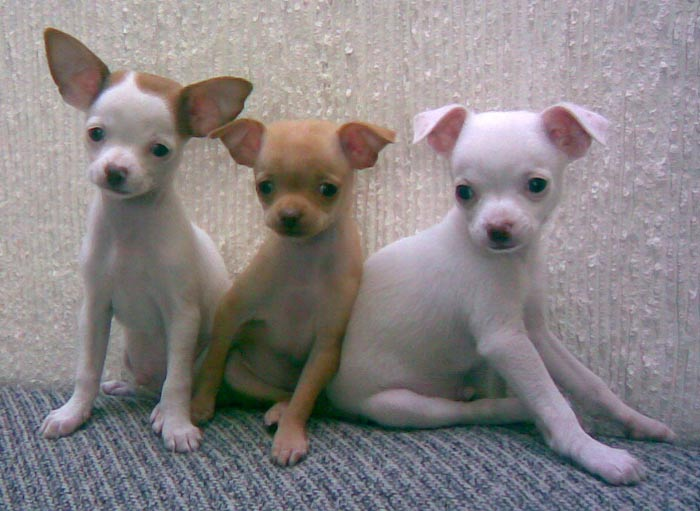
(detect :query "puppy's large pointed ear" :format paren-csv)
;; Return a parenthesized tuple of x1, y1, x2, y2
(541, 102, 609, 160)
(337, 122, 395, 170)
(412, 104, 468, 156)
(178, 77, 253, 137)
(210, 118, 265, 168)
(44, 28, 110, 111)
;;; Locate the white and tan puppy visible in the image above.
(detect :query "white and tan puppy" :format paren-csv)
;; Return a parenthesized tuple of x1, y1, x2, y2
(327, 103, 675, 484)
(191, 118, 394, 465)
(40, 28, 252, 452)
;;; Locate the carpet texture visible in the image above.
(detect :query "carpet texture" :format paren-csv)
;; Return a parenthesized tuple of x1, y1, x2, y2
(1, 385, 699, 510)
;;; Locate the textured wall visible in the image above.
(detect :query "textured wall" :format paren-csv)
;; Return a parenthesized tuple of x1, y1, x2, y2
(1, 1, 698, 440)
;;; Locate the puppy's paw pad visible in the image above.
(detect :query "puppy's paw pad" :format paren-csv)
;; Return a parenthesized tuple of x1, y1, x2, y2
(101, 380, 135, 396)
(264, 401, 289, 427)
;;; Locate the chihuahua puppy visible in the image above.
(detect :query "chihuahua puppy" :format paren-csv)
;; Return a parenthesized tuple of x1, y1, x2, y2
(40, 28, 252, 452)
(191, 118, 394, 465)
(326, 103, 675, 484)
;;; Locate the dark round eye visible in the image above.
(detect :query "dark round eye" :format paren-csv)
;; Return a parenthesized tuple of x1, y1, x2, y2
(319, 183, 338, 198)
(257, 180, 274, 196)
(456, 184, 474, 201)
(88, 127, 105, 142)
(151, 143, 170, 158)
(528, 177, 548, 194)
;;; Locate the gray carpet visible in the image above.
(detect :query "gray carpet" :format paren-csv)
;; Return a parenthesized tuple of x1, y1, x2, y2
(1, 385, 699, 510)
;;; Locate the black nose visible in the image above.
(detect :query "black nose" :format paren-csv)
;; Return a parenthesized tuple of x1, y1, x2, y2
(488, 228, 511, 244)
(105, 166, 128, 187)
(279, 209, 302, 230)
(486, 221, 514, 245)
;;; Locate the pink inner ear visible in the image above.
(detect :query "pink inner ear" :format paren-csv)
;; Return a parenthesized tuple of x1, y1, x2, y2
(218, 122, 263, 167)
(188, 96, 221, 137)
(544, 108, 592, 159)
(341, 127, 376, 169)
(63, 68, 105, 110)
(427, 108, 466, 155)
(427, 130, 455, 154)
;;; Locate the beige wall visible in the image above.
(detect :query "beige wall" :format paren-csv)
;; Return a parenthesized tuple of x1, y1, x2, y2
(1, 1, 698, 440)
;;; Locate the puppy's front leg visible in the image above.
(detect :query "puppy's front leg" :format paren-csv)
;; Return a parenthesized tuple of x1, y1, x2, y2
(524, 289, 676, 442)
(268, 335, 341, 466)
(478, 327, 645, 485)
(150, 308, 202, 452)
(191, 270, 261, 424)
(41, 296, 112, 438)
(268, 277, 357, 466)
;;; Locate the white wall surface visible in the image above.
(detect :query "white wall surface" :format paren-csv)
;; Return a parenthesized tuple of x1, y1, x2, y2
(1, 1, 698, 440)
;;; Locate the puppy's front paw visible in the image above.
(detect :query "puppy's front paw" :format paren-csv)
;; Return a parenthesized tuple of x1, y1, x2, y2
(594, 447, 646, 485)
(150, 404, 202, 453)
(271, 422, 309, 467)
(163, 422, 203, 453)
(40, 401, 91, 439)
(576, 439, 646, 485)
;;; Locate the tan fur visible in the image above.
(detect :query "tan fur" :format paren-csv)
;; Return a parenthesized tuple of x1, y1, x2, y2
(192, 118, 394, 465)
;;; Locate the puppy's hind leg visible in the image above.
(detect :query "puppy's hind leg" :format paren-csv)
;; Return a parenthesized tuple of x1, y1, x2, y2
(101, 348, 138, 397)
(525, 294, 676, 442)
(192, 350, 292, 425)
(101, 330, 164, 398)
(532, 326, 674, 441)
(101, 380, 136, 396)
(362, 389, 530, 429)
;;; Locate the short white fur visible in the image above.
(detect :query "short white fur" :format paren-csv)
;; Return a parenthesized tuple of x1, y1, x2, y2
(40, 28, 251, 452)
(85, 73, 181, 198)
(327, 102, 675, 485)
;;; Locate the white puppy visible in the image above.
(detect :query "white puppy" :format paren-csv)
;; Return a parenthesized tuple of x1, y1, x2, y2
(39, 28, 252, 452)
(327, 102, 676, 484)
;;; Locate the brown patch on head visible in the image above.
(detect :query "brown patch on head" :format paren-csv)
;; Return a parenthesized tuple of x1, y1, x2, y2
(102, 70, 183, 113)
(134, 72, 183, 116)
(103, 69, 128, 89)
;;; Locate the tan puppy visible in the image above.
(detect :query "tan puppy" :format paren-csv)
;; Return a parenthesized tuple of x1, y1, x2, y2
(191, 118, 394, 465)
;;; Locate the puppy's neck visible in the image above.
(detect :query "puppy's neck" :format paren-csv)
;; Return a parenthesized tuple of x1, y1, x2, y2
(97, 182, 181, 237)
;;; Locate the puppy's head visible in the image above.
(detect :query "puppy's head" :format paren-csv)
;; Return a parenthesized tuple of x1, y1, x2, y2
(212, 118, 394, 239)
(44, 28, 251, 199)
(413, 102, 608, 254)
